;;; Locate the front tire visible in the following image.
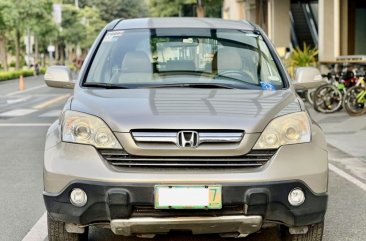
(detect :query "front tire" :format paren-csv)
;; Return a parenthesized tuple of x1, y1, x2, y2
(47, 213, 88, 241)
(281, 222, 324, 241)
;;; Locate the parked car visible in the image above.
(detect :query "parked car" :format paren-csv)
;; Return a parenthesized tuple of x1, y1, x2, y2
(43, 18, 328, 241)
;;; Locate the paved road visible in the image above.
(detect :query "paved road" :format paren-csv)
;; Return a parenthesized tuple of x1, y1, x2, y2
(0, 76, 365, 241)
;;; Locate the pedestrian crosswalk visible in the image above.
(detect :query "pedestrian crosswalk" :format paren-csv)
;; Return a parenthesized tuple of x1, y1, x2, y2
(0, 108, 61, 118)
(0, 108, 37, 117)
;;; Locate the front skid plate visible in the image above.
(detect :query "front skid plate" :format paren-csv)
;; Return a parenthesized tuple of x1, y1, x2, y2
(110, 215, 262, 236)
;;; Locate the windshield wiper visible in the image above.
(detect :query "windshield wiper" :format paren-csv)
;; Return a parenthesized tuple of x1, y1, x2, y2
(83, 82, 130, 89)
(146, 83, 236, 89)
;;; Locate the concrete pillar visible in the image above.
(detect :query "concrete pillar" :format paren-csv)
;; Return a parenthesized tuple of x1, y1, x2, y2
(319, 0, 340, 62)
(268, 0, 291, 49)
(340, 0, 348, 55)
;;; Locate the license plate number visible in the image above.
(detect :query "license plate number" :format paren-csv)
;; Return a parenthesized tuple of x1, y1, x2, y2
(154, 185, 222, 209)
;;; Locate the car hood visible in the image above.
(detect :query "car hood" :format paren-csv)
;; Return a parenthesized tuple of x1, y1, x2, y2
(71, 88, 301, 133)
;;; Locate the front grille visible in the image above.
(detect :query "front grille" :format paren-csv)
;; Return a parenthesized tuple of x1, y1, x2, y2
(131, 205, 244, 218)
(98, 149, 276, 168)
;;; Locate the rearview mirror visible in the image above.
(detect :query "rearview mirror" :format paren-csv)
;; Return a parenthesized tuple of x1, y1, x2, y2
(293, 67, 326, 90)
(44, 65, 75, 89)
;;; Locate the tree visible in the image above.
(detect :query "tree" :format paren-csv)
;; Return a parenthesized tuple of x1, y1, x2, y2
(79, 6, 106, 49)
(149, 0, 194, 17)
(149, 0, 222, 17)
(89, 0, 148, 22)
(205, 0, 222, 18)
(0, 2, 10, 70)
(0, 0, 55, 69)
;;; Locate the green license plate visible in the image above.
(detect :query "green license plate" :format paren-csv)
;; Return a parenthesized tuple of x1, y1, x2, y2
(154, 185, 222, 209)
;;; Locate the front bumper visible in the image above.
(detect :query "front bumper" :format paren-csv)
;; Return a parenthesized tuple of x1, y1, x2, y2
(44, 180, 327, 233)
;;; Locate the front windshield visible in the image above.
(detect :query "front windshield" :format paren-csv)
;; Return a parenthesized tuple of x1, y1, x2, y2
(85, 28, 284, 89)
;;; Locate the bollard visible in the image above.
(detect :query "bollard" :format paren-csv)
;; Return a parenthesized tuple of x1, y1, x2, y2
(19, 75, 25, 91)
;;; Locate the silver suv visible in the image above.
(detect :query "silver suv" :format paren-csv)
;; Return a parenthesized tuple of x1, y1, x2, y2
(43, 18, 328, 241)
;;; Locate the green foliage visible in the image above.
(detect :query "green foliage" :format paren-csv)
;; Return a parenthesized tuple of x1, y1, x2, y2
(149, 0, 193, 17)
(289, 43, 318, 67)
(149, 0, 222, 17)
(89, 0, 148, 22)
(286, 44, 318, 78)
(0, 69, 35, 81)
(79, 6, 106, 48)
(60, 4, 84, 46)
(204, 0, 223, 17)
(0, 0, 56, 68)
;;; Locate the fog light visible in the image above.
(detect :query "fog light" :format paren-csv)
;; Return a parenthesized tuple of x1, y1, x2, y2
(288, 188, 305, 206)
(70, 188, 87, 207)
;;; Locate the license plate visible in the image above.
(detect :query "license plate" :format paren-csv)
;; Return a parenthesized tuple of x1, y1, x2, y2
(154, 185, 222, 209)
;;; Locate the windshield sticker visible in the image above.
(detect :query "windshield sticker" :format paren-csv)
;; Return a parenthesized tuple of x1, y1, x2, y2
(260, 81, 276, 91)
(103, 31, 124, 42)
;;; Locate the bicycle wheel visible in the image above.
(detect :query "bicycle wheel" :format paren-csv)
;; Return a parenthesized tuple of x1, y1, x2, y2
(313, 84, 343, 113)
(343, 86, 366, 116)
(305, 89, 316, 105)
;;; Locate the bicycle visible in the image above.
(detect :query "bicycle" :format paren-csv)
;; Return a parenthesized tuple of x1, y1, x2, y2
(313, 68, 357, 113)
(343, 76, 366, 116)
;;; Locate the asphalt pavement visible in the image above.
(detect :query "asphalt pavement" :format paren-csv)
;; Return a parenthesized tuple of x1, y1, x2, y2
(0, 76, 365, 241)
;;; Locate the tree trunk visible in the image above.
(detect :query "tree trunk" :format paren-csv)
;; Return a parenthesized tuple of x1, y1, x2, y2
(60, 42, 65, 65)
(0, 35, 8, 71)
(55, 42, 59, 64)
(35, 35, 39, 64)
(15, 29, 21, 70)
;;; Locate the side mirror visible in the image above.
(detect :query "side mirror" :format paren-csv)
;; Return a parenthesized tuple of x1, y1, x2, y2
(293, 67, 326, 90)
(44, 65, 75, 89)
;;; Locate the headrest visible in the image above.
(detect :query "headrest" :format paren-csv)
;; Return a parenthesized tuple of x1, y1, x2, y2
(121, 51, 152, 73)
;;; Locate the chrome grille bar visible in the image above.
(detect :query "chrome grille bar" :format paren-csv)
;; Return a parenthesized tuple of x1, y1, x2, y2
(132, 131, 244, 144)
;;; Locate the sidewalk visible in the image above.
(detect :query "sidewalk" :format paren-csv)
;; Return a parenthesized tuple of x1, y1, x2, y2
(307, 105, 366, 182)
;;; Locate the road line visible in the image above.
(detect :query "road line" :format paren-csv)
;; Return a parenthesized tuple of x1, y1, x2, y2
(6, 84, 46, 96)
(0, 123, 52, 127)
(0, 108, 37, 117)
(329, 163, 366, 192)
(33, 94, 70, 109)
(21, 212, 48, 241)
(6, 95, 33, 104)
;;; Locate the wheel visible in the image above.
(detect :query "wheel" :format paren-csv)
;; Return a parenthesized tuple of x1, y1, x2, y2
(47, 213, 88, 241)
(343, 86, 366, 116)
(313, 84, 343, 113)
(281, 222, 324, 241)
(305, 89, 316, 105)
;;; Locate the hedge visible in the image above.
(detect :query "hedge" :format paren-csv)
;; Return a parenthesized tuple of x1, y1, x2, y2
(0, 69, 44, 82)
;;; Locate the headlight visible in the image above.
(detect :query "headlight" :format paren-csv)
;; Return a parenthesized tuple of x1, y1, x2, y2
(253, 112, 311, 149)
(62, 111, 122, 149)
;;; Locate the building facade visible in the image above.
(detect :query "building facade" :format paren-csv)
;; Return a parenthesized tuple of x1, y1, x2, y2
(223, 0, 366, 63)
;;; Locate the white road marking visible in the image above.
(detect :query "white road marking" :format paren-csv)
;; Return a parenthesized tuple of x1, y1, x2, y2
(0, 108, 37, 117)
(39, 110, 61, 117)
(6, 84, 46, 96)
(329, 163, 366, 192)
(21, 212, 48, 241)
(0, 123, 51, 127)
(6, 95, 32, 104)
